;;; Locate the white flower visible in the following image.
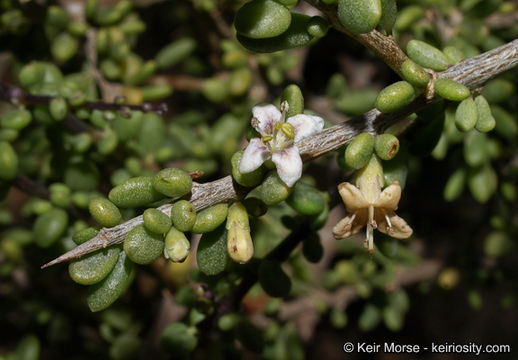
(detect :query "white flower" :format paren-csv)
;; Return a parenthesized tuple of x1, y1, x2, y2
(239, 102, 324, 187)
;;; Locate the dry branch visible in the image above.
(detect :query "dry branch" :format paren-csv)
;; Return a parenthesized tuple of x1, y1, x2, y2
(42, 38, 518, 269)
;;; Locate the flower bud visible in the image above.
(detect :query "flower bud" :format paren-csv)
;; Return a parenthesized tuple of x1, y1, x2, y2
(406, 40, 450, 71)
(124, 225, 164, 264)
(164, 227, 190, 263)
(89, 198, 122, 228)
(434, 79, 470, 102)
(345, 132, 374, 169)
(226, 202, 253, 264)
(375, 81, 415, 114)
(455, 97, 478, 132)
(374, 134, 399, 160)
(337, 0, 381, 34)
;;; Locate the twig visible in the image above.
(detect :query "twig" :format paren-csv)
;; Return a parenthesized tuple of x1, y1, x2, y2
(303, 0, 409, 75)
(152, 75, 206, 92)
(41, 39, 518, 268)
(0, 82, 168, 114)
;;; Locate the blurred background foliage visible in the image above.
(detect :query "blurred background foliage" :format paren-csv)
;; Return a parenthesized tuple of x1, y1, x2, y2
(1, 0, 518, 359)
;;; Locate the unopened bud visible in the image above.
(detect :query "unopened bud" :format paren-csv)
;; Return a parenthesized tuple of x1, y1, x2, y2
(226, 202, 253, 264)
(164, 227, 190, 263)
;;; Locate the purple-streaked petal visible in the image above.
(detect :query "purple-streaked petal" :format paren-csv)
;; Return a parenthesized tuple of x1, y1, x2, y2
(239, 138, 270, 173)
(252, 104, 281, 135)
(271, 146, 302, 187)
(287, 114, 324, 142)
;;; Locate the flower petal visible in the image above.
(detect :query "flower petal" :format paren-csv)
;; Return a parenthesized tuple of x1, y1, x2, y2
(375, 181, 402, 210)
(252, 104, 281, 135)
(338, 182, 370, 212)
(287, 114, 324, 142)
(376, 210, 413, 239)
(332, 210, 368, 239)
(271, 146, 302, 187)
(239, 138, 270, 173)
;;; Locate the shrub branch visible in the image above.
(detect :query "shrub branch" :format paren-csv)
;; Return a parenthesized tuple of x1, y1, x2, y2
(303, 0, 409, 75)
(41, 38, 518, 269)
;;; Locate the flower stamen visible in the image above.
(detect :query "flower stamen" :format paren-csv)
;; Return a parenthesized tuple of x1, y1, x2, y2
(366, 223, 374, 253)
(368, 205, 377, 229)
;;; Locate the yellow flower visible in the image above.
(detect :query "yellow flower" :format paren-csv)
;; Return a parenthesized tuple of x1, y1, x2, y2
(333, 155, 412, 253)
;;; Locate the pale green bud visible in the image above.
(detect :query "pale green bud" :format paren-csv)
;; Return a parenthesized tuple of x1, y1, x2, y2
(164, 227, 190, 263)
(226, 202, 253, 264)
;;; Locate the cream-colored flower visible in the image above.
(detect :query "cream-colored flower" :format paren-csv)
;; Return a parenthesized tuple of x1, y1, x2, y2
(333, 156, 412, 253)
